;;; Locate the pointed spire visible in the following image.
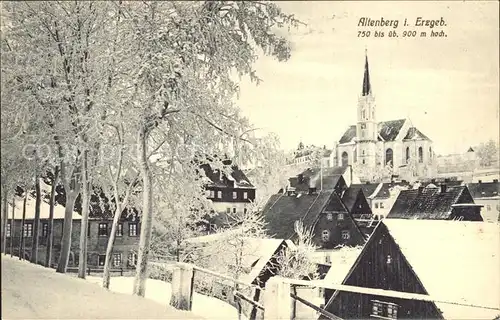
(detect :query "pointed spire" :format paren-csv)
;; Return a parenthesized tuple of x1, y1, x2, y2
(362, 49, 371, 96)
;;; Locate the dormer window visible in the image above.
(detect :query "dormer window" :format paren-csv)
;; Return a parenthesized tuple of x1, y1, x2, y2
(338, 213, 344, 221)
(243, 192, 248, 199)
(326, 213, 333, 221)
(217, 191, 222, 199)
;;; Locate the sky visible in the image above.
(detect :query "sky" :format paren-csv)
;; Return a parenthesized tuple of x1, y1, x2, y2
(236, 1, 499, 155)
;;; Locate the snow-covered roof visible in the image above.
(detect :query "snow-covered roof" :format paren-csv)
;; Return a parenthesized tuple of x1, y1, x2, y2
(383, 219, 500, 319)
(8, 194, 81, 220)
(186, 233, 290, 286)
(322, 246, 364, 284)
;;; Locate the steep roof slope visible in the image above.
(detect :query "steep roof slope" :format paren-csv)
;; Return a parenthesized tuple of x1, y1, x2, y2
(386, 186, 473, 219)
(262, 191, 333, 239)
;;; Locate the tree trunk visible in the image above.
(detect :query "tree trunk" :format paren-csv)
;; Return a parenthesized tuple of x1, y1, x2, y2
(31, 174, 41, 264)
(78, 152, 90, 279)
(103, 202, 122, 289)
(19, 192, 27, 260)
(10, 197, 15, 257)
(133, 126, 153, 297)
(56, 191, 78, 273)
(46, 166, 59, 268)
(1, 189, 8, 254)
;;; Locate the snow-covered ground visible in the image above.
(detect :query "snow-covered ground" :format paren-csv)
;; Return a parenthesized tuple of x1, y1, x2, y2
(86, 275, 246, 320)
(1, 255, 201, 319)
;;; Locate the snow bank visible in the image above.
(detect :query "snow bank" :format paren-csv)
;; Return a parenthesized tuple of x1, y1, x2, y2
(86, 276, 245, 320)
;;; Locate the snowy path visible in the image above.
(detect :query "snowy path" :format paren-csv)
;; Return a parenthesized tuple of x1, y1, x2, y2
(1, 256, 202, 319)
(86, 276, 246, 320)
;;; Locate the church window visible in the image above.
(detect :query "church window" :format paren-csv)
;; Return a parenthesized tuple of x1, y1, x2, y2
(406, 147, 410, 164)
(429, 147, 432, 159)
(362, 150, 365, 155)
(361, 123, 366, 129)
(385, 148, 393, 166)
(361, 131, 365, 138)
(341, 152, 348, 166)
(362, 110, 366, 119)
(418, 147, 423, 163)
(362, 159, 365, 164)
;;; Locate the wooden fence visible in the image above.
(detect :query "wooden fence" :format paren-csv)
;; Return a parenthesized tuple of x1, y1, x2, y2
(168, 262, 500, 320)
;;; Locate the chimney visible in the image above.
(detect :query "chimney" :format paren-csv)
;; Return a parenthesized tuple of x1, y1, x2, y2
(478, 180, 482, 184)
(308, 187, 317, 195)
(440, 184, 447, 193)
(494, 179, 498, 183)
(418, 186, 424, 194)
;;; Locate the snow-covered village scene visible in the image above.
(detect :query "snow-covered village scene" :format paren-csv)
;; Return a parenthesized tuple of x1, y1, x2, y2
(1, 1, 499, 320)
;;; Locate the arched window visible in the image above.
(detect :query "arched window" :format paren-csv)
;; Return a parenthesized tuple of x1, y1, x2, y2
(341, 152, 349, 166)
(406, 147, 410, 164)
(418, 147, 423, 163)
(385, 148, 393, 166)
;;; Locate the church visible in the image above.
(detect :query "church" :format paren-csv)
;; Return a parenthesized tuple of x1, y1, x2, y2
(332, 52, 437, 181)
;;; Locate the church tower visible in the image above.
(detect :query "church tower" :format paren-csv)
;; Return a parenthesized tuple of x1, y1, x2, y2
(356, 50, 378, 167)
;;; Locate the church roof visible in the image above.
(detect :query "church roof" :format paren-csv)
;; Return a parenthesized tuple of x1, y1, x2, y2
(338, 125, 357, 144)
(377, 119, 406, 141)
(403, 126, 431, 141)
(362, 52, 371, 96)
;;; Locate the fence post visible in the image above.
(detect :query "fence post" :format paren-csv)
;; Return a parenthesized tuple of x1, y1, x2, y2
(169, 262, 194, 311)
(263, 276, 292, 320)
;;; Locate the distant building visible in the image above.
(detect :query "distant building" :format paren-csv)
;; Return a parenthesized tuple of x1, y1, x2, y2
(436, 147, 478, 173)
(333, 51, 437, 181)
(261, 172, 371, 250)
(287, 142, 332, 168)
(351, 181, 411, 219)
(324, 220, 500, 320)
(386, 185, 483, 221)
(6, 179, 140, 269)
(200, 159, 256, 230)
(466, 179, 500, 223)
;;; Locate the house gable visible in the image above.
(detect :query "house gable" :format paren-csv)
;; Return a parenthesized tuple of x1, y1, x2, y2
(324, 222, 443, 319)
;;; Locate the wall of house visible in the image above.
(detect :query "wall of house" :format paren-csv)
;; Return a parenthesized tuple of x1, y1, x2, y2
(326, 224, 443, 319)
(5, 219, 81, 266)
(5, 218, 141, 268)
(474, 198, 500, 222)
(313, 211, 365, 250)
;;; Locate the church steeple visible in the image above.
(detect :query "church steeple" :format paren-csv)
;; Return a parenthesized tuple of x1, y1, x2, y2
(362, 49, 371, 96)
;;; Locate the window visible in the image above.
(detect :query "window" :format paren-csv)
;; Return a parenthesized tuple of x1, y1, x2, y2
(338, 213, 344, 221)
(380, 202, 385, 209)
(375, 203, 379, 209)
(98, 223, 108, 237)
(486, 205, 491, 211)
(362, 110, 366, 119)
(6, 222, 11, 238)
(362, 150, 365, 155)
(361, 123, 366, 129)
(371, 300, 399, 319)
(418, 146, 423, 163)
(217, 191, 222, 199)
(128, 223, 138, 237)
(385, 148, 393, 166)
(405, 147, 410, 164)
(325, 255, 331, 264)
(98, 254, 106, 267)
(116, 223, 123, 237)
(244, 208, 248, 214)
(361, 131, 365, 138)
(113, 253, 122, 267)
(326, 213, 333, 221)
(232, 191, 237, 200)
(42, 223, 49, 237)
(23, 222, 33, 237)
(232, 207, 236, 214)
(362, 159, 365, 164)
(128, 252, 138, 267)
(243, 192, 248, 200)
(226, 207, 231, 214)
(341, 230, 350, 240)
(341, 152, 349, 167)
(321, 230, 330, 242)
